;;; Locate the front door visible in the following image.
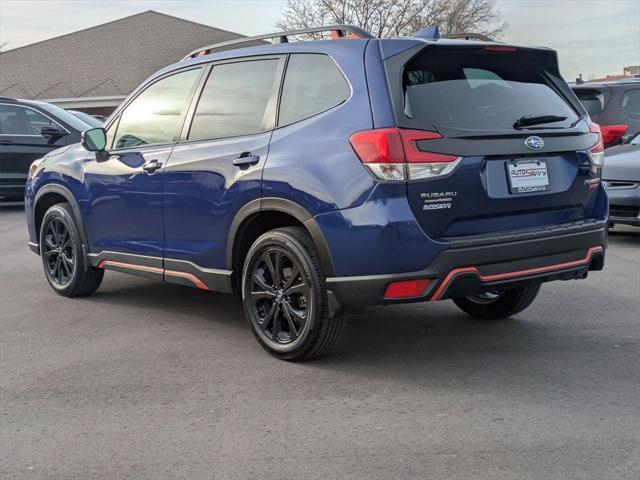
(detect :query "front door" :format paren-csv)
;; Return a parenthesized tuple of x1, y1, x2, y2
(81, 67, 204, 260)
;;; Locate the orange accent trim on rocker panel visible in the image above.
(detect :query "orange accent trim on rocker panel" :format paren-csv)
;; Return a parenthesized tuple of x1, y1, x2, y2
(97, 260, 210, 291)
(429, 246, 604, 302)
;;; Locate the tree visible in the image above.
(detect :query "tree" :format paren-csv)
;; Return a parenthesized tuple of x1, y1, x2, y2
(276, 0, 507, 39)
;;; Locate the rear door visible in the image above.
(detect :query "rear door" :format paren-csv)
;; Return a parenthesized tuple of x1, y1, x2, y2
(0, 104, 68, 199)
(384, 45, 600, 238)
(163, 56, 284, 272)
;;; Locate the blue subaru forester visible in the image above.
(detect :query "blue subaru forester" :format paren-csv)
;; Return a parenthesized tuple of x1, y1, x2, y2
(25, 26, 608, 360)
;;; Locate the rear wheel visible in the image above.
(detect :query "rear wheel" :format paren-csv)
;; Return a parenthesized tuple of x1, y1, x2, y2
(241, 227, 342, 361)
(452, 283, 541, 320)
(39, 203, 104, 297)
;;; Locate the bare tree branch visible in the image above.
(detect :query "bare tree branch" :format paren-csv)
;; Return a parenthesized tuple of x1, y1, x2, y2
(276, 0, 507, 39)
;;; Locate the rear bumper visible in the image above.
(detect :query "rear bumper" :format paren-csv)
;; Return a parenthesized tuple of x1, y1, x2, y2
(326, 219, 607, 307)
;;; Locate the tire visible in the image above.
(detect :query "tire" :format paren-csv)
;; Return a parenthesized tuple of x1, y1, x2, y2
(241, 226, 343, 361)
(452, 283, 542, 320)
(39, 203, 104, 297)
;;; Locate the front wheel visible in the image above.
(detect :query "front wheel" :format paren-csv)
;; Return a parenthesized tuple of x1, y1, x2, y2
(39, 203, 104, 297)
(452, 283, 541, 320)
(241, 227, 343, 361)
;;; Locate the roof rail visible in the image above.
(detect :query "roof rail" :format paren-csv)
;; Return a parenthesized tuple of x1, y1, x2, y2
(442, 32, 494, 42)
(0, 96, 16, 102)
(182, 24, 374, 60)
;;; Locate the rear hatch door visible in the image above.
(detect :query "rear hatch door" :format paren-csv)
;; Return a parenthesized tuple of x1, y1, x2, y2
(384, 44, 600, 238)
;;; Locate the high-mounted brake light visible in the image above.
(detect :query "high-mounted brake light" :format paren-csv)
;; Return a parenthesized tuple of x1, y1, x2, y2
(484, 46, 517, 52)
(600, 124, 628, 146)
(587, 123, 605, 168)
(349, 128, 461, 182)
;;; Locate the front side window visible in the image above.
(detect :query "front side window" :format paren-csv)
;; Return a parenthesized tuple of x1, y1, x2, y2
(25, 109, 58, 134)
(621, 89, 640, 120)
(188, 59, 280, 141)
(278, 54, 350, 126)
(113, 68, 202, 149)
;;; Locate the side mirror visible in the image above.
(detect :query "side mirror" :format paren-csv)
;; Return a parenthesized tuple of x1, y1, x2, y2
(41, 125, 67, 143)
(81, 127, 107, 152)
(620, 133, 633, 144)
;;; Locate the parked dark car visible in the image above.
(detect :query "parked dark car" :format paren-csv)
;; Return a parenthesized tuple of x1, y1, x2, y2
(24, 25, 607, 361)
(572, 79, 640, 148)
(603, 131, 640, 227)
(0, 98, 95, 200)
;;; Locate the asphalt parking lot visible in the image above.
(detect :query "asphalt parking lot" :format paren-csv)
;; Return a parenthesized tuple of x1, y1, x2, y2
(1, 204, 639, 479)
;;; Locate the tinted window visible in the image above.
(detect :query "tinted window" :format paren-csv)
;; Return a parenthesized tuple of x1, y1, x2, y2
(573, 88, 609, 119)
(113, 68, 202, 149)
(402, 48, 579, 132)
(39, 103, 93, 131)
(189, 59, 280, 140)
(278, 54, 350, 126)
(67, 110, 104, 128)
(25, 108, 58, 134)
(621, 89, 640, 120)
(0, 105, 27, 135)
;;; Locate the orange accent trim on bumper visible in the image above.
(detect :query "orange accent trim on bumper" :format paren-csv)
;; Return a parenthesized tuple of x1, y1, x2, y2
(97, 260, 209, 291)
(429, 246, 604, 302)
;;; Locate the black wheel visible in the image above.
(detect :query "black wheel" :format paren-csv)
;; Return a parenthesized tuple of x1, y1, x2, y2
(452, 283, 541, 320)
(241, 227, 342, 361)
(39, 203, 103, 297)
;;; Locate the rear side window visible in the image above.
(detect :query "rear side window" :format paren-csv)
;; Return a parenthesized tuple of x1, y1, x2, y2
(278, 54, 350, 126)
(401, 48, 579, 133)
(621, 89, 640, 120)
(189, 59, 280, 140)
(573, 88, 610, 119)
(113, 68, 202, 149)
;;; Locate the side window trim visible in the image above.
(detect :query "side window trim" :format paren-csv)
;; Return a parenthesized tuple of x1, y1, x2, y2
(179, 54, 287, 143)
(107, 66, 205, 152)
(0, 103, 68, 137)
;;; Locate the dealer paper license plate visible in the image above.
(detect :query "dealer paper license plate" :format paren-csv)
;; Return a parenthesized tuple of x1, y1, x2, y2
(507, 160, 550, 193)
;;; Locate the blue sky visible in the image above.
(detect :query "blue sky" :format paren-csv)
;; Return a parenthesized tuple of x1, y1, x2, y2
(1, 0, 638, 81)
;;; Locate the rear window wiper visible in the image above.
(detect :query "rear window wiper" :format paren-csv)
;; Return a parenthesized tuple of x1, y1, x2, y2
(513, 115, 568, 129)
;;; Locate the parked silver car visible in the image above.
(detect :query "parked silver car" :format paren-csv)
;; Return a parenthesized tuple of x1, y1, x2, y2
(604, 132, 640, 227)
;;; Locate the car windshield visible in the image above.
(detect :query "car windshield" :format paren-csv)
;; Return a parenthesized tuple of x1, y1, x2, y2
(38, 103, 94, 131)
(402, 48, 579, 133)
(68, 110, 104, 128)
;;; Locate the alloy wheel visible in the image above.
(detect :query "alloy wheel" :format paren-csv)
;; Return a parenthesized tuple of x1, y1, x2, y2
(249, 248, 311, 346)
(43, 218, 75, 286)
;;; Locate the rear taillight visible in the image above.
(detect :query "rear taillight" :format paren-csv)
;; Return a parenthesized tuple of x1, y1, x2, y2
(349, 128, 461, 182)
(588, 123, 605, 167)
(600, 124, 628, 145)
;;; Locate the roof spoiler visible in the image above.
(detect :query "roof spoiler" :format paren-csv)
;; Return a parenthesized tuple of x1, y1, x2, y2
(182, 24, 374, 60)
(441, 32, 494, 42)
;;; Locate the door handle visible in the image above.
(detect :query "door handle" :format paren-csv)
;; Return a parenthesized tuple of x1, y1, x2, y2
(142, 159, 163, 173)
(0, 139, 13, 145)
(232, 152, 260, 167)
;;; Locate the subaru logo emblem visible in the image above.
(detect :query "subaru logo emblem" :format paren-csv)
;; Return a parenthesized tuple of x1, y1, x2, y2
(525, 136, 544, 151)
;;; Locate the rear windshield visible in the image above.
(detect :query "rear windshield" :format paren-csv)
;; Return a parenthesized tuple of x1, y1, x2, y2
(572, 87, 610, 120)
(402, 48, 579, 132)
